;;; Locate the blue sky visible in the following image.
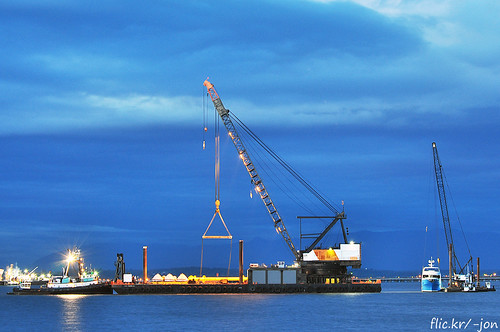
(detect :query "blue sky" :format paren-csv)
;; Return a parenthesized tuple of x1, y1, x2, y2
(1, 0, 499, 272)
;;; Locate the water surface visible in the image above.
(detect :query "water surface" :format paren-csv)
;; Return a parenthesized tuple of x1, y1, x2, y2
(1, 283, 498, 331)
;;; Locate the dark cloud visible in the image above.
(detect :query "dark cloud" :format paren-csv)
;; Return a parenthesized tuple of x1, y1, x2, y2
(0, 0, 423, 96)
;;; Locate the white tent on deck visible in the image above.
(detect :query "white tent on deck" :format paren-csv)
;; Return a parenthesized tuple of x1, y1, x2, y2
(164, 273, 177, 282)
(151, 273, 163, 282)
(177, 273, 188, 282)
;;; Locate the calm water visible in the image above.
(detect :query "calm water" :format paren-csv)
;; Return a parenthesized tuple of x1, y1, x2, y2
(1, 283, 498, 331)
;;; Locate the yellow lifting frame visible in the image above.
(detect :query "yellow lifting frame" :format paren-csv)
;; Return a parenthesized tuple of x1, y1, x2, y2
(200, 106, 233, 277)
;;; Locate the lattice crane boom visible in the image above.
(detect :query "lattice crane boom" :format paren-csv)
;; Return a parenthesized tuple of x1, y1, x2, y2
(204, 79, 299, 260)
(432, 142, 458, 273)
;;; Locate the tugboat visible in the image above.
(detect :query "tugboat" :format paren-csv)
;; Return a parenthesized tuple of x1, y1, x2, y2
(421, 258, 443, 292)
(8, 248, 112, 295)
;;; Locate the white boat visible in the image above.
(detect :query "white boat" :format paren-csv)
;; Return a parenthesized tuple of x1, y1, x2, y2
(421, 258, 442, 292)
(19, 281, 32, 290)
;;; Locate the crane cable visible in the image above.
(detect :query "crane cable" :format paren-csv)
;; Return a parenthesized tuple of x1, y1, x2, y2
(229, 114, 341, 250)
(232, 113, 339, 214)
(202, 90, 208, 150)
(442, 170, 472, 261)
(200, 96, 232, 277)
(231, 115, 336, 218)
(233, 119, 319, 216)
(230, 113, 340, 214)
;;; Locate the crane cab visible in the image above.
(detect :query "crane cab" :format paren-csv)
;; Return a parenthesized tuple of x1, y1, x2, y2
(299, 243, 362, 284)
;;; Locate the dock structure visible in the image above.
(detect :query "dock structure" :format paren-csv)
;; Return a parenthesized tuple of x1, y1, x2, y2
(379, 277, 420, 283)
(378, 276, 499, 283)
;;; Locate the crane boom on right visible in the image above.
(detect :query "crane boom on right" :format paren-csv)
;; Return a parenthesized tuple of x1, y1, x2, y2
(432, 142, 474, 275)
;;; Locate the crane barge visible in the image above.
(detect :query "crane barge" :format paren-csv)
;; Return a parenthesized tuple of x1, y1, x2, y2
(202, 79, 375, 289)
(111, 80, 380, 294)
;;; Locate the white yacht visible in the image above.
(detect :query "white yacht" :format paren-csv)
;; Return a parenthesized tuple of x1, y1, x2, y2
(421, 258, 443, 292)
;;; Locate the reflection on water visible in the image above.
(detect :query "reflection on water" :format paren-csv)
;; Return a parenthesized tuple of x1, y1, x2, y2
(56, 294, 86, 331)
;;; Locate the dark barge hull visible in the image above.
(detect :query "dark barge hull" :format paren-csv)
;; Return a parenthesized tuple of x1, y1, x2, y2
(7, 283, 113, 295)
(445, 286, 496, 293)
(112, 282, 381, 295)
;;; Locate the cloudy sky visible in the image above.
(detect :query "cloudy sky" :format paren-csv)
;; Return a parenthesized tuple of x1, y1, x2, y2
(1, 0, 499, 272)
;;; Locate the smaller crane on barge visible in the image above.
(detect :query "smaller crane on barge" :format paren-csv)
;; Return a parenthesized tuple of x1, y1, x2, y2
(432, 142, 494, 292)
(203, 79, 361, 283)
